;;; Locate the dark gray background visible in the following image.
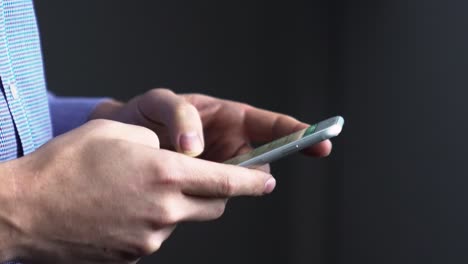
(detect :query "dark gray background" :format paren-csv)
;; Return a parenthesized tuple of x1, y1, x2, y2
(35, 1, 468, 264)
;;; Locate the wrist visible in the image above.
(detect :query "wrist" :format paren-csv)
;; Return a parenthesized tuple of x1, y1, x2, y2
(0, 159, 29, 262)
(88, 98, 124, 120)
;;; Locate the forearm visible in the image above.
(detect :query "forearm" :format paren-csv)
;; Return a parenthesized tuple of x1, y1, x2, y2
(0, 160, 26, 262)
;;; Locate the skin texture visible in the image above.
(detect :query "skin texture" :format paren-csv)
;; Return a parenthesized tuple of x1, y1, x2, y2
(0, 88, 331, 263)
(0, 120, 274, 264)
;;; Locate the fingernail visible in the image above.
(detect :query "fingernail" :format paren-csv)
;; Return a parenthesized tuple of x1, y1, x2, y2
(179, 132, 204, 156)
(264, 178, 276, 194)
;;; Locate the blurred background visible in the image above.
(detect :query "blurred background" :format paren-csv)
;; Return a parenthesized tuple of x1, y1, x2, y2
(35, 0, 468, 263)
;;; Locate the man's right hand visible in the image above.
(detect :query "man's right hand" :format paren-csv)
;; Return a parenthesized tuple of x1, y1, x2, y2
(0, 119, 275, 263)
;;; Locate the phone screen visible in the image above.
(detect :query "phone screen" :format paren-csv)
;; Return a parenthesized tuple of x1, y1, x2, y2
(224, 124, 317, 165)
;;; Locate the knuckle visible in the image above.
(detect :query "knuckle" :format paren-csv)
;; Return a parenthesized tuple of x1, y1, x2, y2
(87, 118, 111, 127)
(233, 101, 253, 112)
(133, 237, 161, 256)
(86, 119, 114, 133)
(159, 172, 177, 186)
(239, 102, 253, 110)
(86, 119, 124, 137)
(160, 210, 178, 225)
(157, 202, 180, 225)
(144, 236, 162, 255)
(220, 175, 234, 197)
(148, 240, 162, 254)
(135, 126, 160, 148)
(154, 156, 179, 186)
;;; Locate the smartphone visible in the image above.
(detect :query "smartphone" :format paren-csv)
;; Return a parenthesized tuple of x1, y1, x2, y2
(224, 116, 344, 168)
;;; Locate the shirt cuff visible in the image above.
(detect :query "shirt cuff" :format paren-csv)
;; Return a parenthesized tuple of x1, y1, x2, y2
(48, 93, 109, 136)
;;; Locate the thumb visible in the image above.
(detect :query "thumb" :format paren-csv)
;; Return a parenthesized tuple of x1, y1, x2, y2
(138, 89, 205, 156)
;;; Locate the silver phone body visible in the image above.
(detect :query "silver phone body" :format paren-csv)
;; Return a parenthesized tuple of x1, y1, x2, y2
(224, 116, 344, 168)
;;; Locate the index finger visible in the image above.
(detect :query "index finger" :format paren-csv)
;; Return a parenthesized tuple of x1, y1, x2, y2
(169, 152, 276, 198)
(243, 106, 332, 157)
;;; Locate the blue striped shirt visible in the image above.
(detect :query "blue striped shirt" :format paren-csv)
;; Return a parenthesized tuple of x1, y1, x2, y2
(1, 0, 104, 262)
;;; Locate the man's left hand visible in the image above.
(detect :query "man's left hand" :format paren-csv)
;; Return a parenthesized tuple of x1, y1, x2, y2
(89, 88, 332, 165)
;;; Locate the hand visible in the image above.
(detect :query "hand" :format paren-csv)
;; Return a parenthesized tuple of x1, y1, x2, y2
(90, 88, 332, 164)
(1, 119, 274, 263)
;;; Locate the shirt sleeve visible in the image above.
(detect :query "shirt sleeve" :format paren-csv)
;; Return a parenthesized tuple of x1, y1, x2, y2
(48, 92, 109, 136)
